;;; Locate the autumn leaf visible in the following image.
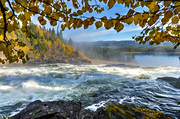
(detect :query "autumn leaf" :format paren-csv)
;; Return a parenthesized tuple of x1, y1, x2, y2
(114, 22, 124, 32)
(0, 0, 180, 64)
(95, 21, 103, 29)
(172, 16, 179, 24)
(108, 0, 116, 9)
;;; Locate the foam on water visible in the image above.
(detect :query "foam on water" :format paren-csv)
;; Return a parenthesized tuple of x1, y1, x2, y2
(0, 84, 13, 90)
(0, 63, 179, 79)
(85, 96, 137, 112)
(96, 65, 180, 79)
(22, 80, 72, 91)
(85, 100, 110, 112)
(0, 63, 180, 118)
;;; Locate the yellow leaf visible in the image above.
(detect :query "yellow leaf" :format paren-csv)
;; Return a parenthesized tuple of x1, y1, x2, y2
(142, 12, 149, 20)
(51, 13, 59, 20)
(148, 2, 159, 12)
(29, 6, 40, 13)
(18, 14, 26, 21)
(41, 20, 47, 25)
(127, 9, 134, 16)
(43, 6, 52, 15)
(164, 1, 171, 7)
(83, 20, 89, 29)
(38, 16, 46, 25)
(108, 0, 116, 9)
(104, 20, 114, 29)
(103, 0, 108, 4)
(61, 24, 66, 30)
(166, 26, 171, 31)
(77, 10, 83, 15)
(50, 20, 57, 26)
(133, 13, 141, 25)
(95, 21, 103, 29)
(53, 2, 61, 10)
(148, 15, 159, 26)
(164, 10, 173, 18)
(114, 22, 124, 32)
(101, 16, 107, 21)
(43, 0, 53, 4)
(38, 16, 44, 22)
(122, 17, 133, 25)
(76, 19, 83, 28)
(172, 16, 179, 24)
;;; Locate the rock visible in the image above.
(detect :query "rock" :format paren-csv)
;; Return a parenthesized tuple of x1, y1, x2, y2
(82, 108, 106, 119)
(136, 74, 151, 79)
(27, 57, 91, 65)
(104, 104, 172, 119)
(11, 100, 172, 119)
(157, 77, 180, 89)
(83, 104, 172, 119)
(11, 100, 82, 119)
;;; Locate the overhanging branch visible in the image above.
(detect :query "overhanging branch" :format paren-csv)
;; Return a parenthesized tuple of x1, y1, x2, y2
(0, 0, 8, 44)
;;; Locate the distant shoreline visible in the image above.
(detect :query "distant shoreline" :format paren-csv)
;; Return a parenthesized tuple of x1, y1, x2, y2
(1, 52, 180, 67)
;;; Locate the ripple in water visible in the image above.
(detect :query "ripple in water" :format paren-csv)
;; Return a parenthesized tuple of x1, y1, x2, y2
(0, 63, 180, 118)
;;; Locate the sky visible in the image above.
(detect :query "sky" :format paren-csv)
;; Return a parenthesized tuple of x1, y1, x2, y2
(32, 3, 144, 42)
(63, 24, 142, 42)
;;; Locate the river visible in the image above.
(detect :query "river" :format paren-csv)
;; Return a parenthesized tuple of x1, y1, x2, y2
(0, 55, 180, 118)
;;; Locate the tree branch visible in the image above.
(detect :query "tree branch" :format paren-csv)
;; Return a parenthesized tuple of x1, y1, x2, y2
(0, 0, 9, 44)
(174, 43, 180, 49)
(7, 0, 18, 19)
(14, 0, 63, 23)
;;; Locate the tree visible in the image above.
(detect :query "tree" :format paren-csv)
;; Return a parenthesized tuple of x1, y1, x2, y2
(68, 38, 74, 47)
(0, 0, 179, 64)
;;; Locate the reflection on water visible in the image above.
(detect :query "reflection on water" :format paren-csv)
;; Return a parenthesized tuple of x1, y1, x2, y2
(102, 54, 180, 67)
(135, 55, 180, 67)
(0, 61, 180, 118)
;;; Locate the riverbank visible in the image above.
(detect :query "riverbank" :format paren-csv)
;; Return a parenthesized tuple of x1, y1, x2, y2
(0, 56, 140, 68)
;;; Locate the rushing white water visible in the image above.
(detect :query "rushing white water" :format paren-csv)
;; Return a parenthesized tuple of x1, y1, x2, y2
(0, 63, 180, 118)
(22, 80, 72, 91)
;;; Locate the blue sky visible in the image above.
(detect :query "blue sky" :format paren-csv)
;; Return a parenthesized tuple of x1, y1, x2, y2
(63, 24, 142, 42)
(32, 3, 144, 42)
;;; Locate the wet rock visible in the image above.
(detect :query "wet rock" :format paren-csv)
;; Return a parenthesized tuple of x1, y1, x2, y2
(136, 74, 151, 79)
(157, 77, 180, 89)
(104, 104, 172, 119)
(11, 100, 172, 119)
(11, 100, 82, 119)
(82, 108, 106, 119)
(83, 104, 172, 119)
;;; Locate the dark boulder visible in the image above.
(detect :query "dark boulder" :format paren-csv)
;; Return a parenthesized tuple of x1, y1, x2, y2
(11, 100, 82, 119)
(157, 77, 180, 89)
(11, 100, 172, 119)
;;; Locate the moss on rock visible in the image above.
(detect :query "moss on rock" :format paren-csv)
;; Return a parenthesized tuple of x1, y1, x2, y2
(105, 104, 172, 119)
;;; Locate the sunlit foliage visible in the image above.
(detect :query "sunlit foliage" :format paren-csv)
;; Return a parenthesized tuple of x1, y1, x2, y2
(0, 24, 82, 64)
(0, 0, 179, 63)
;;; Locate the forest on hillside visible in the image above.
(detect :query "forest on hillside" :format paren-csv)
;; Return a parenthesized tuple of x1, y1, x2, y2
(0, 24, 88, 64)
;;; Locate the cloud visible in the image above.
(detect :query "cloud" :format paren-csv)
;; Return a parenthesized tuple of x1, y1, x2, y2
(72, 26, 142, 40)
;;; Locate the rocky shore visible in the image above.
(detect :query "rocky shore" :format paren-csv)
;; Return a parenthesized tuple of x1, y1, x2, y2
(9, 100, 172, 119)
(27, 57, 91, 65)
